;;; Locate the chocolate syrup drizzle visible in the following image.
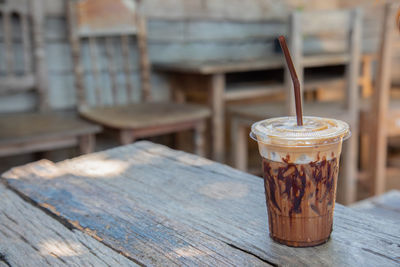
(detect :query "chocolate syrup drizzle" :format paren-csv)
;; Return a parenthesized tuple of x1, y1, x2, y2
(263, 156, 338, 217)
(263, 163, 281, 212)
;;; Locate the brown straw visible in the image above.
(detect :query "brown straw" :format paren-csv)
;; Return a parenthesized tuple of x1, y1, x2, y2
(278, 35, 303, 126)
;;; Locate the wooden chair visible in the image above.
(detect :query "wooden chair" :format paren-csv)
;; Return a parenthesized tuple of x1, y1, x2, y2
(360, 3, 400, 196)
(68, 0, 210, 155)
(228, 8, 361, 204)
(0, 0, 101, 158)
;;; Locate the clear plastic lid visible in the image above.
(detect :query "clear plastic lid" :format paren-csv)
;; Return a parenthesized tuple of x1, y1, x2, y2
(250, 116, 351, 147)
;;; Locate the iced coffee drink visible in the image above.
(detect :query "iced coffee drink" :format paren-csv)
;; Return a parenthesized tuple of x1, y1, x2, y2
(251, 116, 350, 247)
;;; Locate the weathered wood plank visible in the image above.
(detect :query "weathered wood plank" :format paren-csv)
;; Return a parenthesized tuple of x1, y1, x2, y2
(121, 35, 134, 101)
(142, 0, 339, 21)
(45, 17, 68, 42)
(0, 76, 35, 94)
(43, 0, 65, 17)
(88, 37, 103, 104)
(2, 160, 270, 266)
(21, 13, 32, 74)
(147, 20, 285, 42)
(300, 10, 351, 36)
(0, 183, 137, 266)
(3, 12, 14, 76)
(149, 41, 276, 63)
(3, 141, 400, 266)
(103, 37, 118, 105)
(351, 190, 400, 223)
(45, 42, 73, 74)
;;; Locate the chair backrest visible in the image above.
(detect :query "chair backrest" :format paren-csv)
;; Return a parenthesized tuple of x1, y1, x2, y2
(0, 0, 48, 111)
(368, 3, 398, 195)
(68, 0, 151, 108)
(286, 8, 362, 117)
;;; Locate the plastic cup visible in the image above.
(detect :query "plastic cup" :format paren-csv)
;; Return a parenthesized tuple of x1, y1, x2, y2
(251, 116, 351, 247)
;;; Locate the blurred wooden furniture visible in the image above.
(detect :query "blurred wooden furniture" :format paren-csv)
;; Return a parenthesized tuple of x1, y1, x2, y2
(68, 0, 210, 156)
(360, 3, 400, 196)
(229, 8, 361, 204)
(155, 59, 282, 162)
(155, 54, 354, 162)
(3, 141, 400, 266)
(0, 0, 100, 157)
(351, 190, 400, 222)
(360, 53, 375, 98)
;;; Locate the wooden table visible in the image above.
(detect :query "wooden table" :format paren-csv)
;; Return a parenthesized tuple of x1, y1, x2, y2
(2, 141, 399, 266)
(154, 54, 355, 162)
(351, 190, 400, 222)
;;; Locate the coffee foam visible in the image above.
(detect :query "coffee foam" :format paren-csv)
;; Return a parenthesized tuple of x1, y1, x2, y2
(256, 141, 342, 164)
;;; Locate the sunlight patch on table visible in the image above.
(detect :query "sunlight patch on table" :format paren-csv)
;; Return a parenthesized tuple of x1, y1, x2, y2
(68, 157, 129, 178)
(39, 239, 84, 257)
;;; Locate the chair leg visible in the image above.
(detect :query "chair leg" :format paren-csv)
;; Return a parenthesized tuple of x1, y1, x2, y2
(79, 134, 95, 154)
(194, 121, 206, 157)
(231, 117, 248, 172)
(360, 133, 370, 172)
(119, 130, 135, 145)
(337, 133, 357, 204)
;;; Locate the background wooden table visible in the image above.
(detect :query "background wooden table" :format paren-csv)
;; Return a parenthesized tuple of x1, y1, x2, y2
(2, 141, 400, 266)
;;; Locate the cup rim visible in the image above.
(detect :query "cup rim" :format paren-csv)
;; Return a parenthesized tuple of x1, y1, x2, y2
(250, 130, 351, 148)
(250, 116, 351, 147)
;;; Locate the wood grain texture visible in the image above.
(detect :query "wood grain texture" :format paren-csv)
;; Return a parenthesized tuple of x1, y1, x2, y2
(351, 190, 400, 223)
(3, 141, 400, 266)
(0, 183, 138, 266)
